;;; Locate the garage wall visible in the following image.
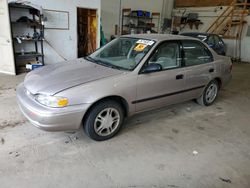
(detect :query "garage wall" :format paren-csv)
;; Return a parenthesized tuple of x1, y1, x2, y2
(174, 6, 250, 62)
(101, 0, 120, 41)
(173, 6, 226, 33)
(10, 0, 101, 64)
(101, 0, 174, 40)
(239, 16, 250, 62)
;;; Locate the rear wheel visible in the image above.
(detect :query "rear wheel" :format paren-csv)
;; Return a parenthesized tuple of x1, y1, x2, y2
(196, 80, 219, 106)
(84, 100, 124, 141)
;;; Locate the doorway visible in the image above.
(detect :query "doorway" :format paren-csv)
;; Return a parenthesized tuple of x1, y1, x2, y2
(77, 8, 97, 58)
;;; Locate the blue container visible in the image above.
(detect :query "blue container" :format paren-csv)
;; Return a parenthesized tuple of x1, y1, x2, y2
(137, 10, 143, 17)
(145, 11, 151, 18)
(26, 63, 43, 70)
(131, 10, 151, 17)
(32, 64, 43, 70)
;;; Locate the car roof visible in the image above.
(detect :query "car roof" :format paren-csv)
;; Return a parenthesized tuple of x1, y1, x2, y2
(180, 32, 216, 37)
(122, 34, 198, 42)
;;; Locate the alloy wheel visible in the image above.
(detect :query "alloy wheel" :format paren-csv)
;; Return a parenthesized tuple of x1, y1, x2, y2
(94, 108, 120, 137)
(205, 83, 218, 104)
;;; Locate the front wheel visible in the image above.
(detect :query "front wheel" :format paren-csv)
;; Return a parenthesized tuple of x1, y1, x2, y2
(196, 80, 219, 106)
(84, 100, 124, 141)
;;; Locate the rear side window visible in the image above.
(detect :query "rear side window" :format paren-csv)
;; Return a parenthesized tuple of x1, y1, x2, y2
(182, 40, 213, 66)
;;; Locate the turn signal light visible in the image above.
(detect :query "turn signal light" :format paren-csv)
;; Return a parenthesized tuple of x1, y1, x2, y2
(57, 98, 69, 107)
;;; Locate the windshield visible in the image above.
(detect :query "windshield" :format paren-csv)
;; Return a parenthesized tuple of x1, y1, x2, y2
(88, 37, 155, 71)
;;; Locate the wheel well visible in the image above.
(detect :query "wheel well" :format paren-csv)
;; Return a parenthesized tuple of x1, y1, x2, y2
(82, 96, 129, 124)
(214, 77, 222, 89)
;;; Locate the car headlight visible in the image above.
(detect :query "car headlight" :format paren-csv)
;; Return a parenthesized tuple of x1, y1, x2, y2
(35, 94, 69, 108)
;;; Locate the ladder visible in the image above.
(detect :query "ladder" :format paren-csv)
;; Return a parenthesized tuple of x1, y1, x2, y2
(206, 0, 250, 39)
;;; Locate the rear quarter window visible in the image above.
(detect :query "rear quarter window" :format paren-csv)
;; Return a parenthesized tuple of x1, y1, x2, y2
(182, 40, 213, 67)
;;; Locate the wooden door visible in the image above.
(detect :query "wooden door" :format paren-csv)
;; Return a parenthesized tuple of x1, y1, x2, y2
(77, 8, 97, 57)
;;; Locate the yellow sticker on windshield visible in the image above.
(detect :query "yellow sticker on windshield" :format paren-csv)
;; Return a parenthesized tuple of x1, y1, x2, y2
(134, 44, 147, 52)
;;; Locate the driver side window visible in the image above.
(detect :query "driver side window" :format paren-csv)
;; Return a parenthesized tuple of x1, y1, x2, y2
(148, 42, 181, 70)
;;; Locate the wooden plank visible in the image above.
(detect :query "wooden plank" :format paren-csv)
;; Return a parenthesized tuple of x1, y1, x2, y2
(122, 8, 131, 13)
(223, 35, 238, 39)
(175, 0, 232, 7)
(152, 12, 160, 16)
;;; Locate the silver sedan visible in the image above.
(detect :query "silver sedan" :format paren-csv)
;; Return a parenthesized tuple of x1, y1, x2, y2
(17, 34, 232, 141)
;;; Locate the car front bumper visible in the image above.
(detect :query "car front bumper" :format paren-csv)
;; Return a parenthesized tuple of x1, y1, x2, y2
(17, 83, 91, 131)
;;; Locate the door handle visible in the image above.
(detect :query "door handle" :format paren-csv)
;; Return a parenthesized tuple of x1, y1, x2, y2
(176, 74, 184, 80)
(209, 68, 214, 73)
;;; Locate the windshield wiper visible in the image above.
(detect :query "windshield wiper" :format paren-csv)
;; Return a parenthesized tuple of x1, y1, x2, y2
(84, 56, 106, 66)
(84, 56, 95, 62)
(86, 55, 133, 71)
(101, 62, 123, 70)
(85, 56, 126, 71)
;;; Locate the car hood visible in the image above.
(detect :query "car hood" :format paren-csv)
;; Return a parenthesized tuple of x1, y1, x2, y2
(24, 58, 123, 95)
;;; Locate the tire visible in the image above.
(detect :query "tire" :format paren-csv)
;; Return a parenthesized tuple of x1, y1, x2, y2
(196, 80, 219, 106)
(83, 100, 124, 141)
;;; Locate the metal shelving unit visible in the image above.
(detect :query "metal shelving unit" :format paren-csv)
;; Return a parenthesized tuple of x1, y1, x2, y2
(9, 3, 44, 74)
(121, 8, 161, 35)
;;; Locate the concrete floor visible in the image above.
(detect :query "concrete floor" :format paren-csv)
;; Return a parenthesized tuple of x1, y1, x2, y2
(0, 63, 250, 188)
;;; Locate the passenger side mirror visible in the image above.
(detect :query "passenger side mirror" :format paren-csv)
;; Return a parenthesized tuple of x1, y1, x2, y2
(141, 63, 162, 74)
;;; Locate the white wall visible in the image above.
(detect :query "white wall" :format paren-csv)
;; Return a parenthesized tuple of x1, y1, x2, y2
(10, 0, 101, 64)
(239, 16, 250, 62)
(0, 0, 16, 75)
(101, 0, 174, 40)
(162, 0, 174, 19)
(101, 0, 120, 41)
(174, 6, 250, 62)
(173, 6, 227, 33)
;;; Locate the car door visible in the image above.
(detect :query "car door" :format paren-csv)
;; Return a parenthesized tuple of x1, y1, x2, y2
(134, 41, 187, 112)
(181, 40, 215, 99)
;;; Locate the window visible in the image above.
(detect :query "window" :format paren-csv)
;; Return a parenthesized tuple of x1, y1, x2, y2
(182, 41, 213, 66)
(148, 42, 181, 70)
(207, 36, 215, 46)
(213, 35, 221, 45)
(89, 37, 155, 71)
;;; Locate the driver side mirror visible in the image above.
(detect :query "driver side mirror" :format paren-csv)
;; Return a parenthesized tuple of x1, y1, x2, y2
(141, 63, 162, 74)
